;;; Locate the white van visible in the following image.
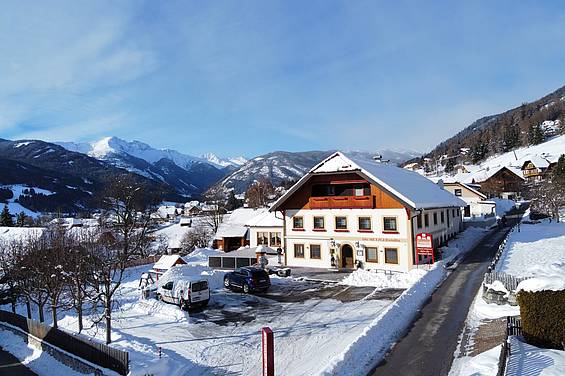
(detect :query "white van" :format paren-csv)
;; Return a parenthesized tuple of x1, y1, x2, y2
(156, 277, 210, 310)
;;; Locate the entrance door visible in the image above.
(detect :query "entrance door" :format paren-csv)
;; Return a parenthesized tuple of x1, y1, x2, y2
(340, 244, 354, 269)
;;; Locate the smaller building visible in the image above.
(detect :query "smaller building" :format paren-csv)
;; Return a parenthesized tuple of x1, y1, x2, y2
(520, 156, 552, 182)
(245, 210, 283, 248)
(469, 166, 524, 199)
(213, 208, 268, 252)
(442, 182, 496, 219)
(149, 254, 187, 280)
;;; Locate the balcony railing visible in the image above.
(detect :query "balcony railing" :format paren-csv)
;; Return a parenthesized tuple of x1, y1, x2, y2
(309, 195, 374, 209)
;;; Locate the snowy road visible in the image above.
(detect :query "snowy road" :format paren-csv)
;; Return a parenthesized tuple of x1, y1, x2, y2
(0, 347, 37, 375)
(371, 221, 518, 376)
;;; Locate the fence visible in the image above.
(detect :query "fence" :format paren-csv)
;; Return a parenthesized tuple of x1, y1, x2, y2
(125, 254, 159, 268)
(496, 316, 522, 376)
(0, 310, 129, 375)
(484, 272, 531, 293)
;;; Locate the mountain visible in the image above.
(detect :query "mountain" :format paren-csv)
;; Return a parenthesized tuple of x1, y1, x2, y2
(201, 153, 248, 168)
(210, 149, 421, 194)
(57, 137, 230, 195)
(422, 85, 565, 168)
(0, 139, 181, 214)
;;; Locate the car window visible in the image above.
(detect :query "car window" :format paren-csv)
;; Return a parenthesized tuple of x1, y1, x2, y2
(192, 281, 208, 292)
(251, 271, 268, 278)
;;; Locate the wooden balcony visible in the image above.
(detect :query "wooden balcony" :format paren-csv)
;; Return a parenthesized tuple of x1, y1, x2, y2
(309, 195, 374, 209)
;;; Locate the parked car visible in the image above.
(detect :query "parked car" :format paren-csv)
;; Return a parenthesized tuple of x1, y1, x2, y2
(224, 267, 271, 293)
(156, 277, 210, 310)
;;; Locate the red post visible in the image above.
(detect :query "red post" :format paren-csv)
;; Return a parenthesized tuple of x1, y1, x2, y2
(261, 327, 274, 376)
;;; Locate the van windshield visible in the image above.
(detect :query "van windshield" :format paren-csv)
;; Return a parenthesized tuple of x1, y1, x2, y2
(191, 281, 208, 292)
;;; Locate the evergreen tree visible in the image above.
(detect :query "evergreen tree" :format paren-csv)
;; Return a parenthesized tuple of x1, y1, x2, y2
(527, 123, 544, 145)
(225, 191, 241, 211)
(0, 205, 14, 226)
(502, 124, 520, 152)
(16, 211, 27, 227)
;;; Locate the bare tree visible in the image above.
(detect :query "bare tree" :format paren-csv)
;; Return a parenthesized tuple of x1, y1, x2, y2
(245, 178, 274, 208)
(92, 174, 162, 344)
(180, 225, 211, 255)
(201, 191, 227, 234)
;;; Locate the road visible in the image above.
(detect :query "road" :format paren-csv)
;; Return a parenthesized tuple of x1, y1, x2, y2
(0, 347, 37, 376)
(371, 222, 517, 376)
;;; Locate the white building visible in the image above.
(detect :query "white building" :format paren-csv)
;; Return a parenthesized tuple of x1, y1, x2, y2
(245, 210, 283, 248)
(270, 152, 466, 272)
(442, 182, 496, 219)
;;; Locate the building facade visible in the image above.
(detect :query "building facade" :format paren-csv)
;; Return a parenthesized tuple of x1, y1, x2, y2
(271, 152, 466, 272)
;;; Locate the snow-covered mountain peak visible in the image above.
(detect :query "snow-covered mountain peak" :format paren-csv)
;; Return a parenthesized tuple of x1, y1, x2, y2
(202, 152, 248, 168)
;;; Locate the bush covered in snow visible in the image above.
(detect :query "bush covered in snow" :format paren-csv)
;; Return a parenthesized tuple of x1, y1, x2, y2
(517, 289, 565, 349)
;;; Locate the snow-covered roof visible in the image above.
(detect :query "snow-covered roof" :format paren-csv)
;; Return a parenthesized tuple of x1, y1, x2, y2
(517, 277, 565, 293)
(215, 208, 268, 239)
(520, 155, 551, 169)
(271, 152, 466, 210)
(245, 210, 283, 228)
(443, 182, 487, 200)
(152, 254, 186, 271)
(216, 245, 278, 258)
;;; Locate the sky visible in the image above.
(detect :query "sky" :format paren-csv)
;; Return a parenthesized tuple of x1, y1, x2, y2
(2, 0, 565, 158)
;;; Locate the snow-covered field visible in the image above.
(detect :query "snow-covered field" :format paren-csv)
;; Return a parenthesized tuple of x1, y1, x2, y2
(496, 219, 565, 278)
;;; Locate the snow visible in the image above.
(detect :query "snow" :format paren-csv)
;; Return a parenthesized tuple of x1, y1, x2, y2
(483, 280, 509, 294)
(14, 141, 33, 148)
(341, 268, 426, 289)
(215, 207, 268, 239)
(495, 220, 565, 279)
(183, 248, 222, 265)
(1, 184, 56, 218)
(472, 289, 519, 320)
(450, 345, 501, 376)
(492, 198, 517, 217)
(0, 327, 92, 376)
(0, 227, 45, 244)
(506, 336, 565, 376)
(152, 254, 185, 271)
(517, 275, 565, 293)
(245, 210, 284, 227)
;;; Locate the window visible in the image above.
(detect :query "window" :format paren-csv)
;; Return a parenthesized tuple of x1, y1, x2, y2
(384, 248, 399, 264)
(313, 216, 325, 230)
(433, 212, 438, 225)
(335, 216, 347, 230)
(310, 244, 321, 259)
(457, 208, 460, 217)
(416, 214, 422, 229)
(354, 185, 365, 196)
(454, 188, 462, 196)
(294, 244, 304, 258)
(366, 247, 378, 263)
(270, 232, 281, 247)
(452, 209, 456, 217)
(464, 205, 471, 217)
(441, 211, 445, 224)
(293, 216, 303, 229)
(358, 217, 372, 231)
(424, 214, 429, 227)
(383, 217, 397, 232)
(257, 232, 269, 245)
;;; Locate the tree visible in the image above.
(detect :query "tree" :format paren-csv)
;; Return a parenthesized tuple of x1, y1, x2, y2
(528, 123, 545, 145)
(0, 205, 13, 226)
(245, 178, 274, 208)
(444, 158, 456, 174)
(93, 174, 161, 344)
(180, 225, 211, 254)
(16, 212, 26, 227)
(225, 191, 241, 211)
(201, 191, 227, 234)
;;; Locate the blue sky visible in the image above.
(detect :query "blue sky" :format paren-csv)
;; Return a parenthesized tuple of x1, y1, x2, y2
(2, 1, 565, 158)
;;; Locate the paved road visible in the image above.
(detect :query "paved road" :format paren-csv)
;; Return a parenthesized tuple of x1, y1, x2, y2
(0, 347, 37, 376)
(371, 222, 517, 376)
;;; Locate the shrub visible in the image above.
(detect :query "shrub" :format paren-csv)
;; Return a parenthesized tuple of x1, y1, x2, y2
(517, 289, 565, 349)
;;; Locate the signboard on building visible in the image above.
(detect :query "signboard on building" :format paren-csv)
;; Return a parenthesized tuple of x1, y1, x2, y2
(415, 233, 434, 264)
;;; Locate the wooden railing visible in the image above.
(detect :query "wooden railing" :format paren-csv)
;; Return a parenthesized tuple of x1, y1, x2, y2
(309, 195, 374, 209)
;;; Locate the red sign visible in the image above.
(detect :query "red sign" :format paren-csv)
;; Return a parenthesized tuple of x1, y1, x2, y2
(416, 233, 434, 264)
(262, 327, 274, 376)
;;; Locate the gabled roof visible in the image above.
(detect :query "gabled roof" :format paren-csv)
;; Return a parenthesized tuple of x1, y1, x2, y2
(443, 181, 487, 200)
(152, 254, 186, 271)
(215, 208, 268, 239)
(271, 152, 466, 211)
(520, 155, 551, 170)
(245, 210, 283, 227)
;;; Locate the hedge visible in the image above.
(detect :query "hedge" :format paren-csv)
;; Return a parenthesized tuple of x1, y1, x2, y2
(517, 289, 565, 349)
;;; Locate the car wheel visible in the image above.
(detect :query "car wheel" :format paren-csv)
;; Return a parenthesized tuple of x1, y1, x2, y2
(224, 278, 230, 288)
(157, 294, 162, 301)
(243, 283, 250, 294)
(179, 298, 185, 309)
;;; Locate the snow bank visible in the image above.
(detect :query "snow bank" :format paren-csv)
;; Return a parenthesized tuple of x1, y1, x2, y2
(183, 247, 222, 265)
(341, 268, 426, 289)
(0, 327, 91, 376)
(506, 336, 565, 376)
(492, 198, 516, 217)
(449, 345, 501, 376)
(324, 226, 489, 375)
(133, 299, 189, 322)
(483, 280, 509, 294)
(472, 289, 519, 320)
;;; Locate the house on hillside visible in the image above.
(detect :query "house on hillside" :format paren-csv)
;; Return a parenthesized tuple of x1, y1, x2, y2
(183, 201, 202, 217)
(471, 167, 524, 199)
(520, 156, 551, 182)
(50, 217, 83, 229)
(442, 182, 496, 219)
(270, 152, 466, 272)
(246, 210, 283, 248)
(212, 207, 268, 252)
(149, 254, 187, 280)
(403, 162, 421, 172)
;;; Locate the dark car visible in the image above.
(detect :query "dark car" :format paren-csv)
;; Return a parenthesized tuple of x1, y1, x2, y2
(224, 267, 271, 293)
